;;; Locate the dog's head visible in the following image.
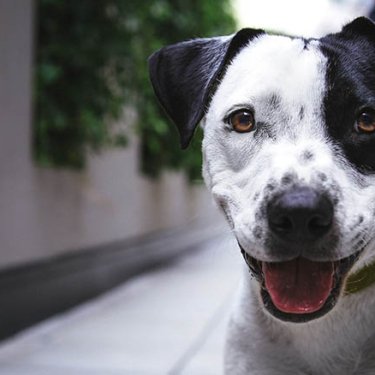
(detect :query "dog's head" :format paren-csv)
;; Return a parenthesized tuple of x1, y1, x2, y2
(149, 18, 375, 322)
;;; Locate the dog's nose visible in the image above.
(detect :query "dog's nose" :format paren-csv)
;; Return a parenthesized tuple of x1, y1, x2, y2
(267, 186, 334, 242)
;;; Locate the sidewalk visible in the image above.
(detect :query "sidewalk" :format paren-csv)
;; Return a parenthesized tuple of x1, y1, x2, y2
(0, 234, 242, 375)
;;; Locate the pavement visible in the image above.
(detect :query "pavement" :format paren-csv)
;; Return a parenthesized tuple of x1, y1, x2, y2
(0, 234, 243, 375)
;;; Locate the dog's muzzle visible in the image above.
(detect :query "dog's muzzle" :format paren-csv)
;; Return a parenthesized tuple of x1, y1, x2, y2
(241, 186, 362, 322)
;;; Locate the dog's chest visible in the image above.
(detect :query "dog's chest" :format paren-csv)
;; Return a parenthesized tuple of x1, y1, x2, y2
(276, 294, 375, 374)
(227, 277, 375, 375)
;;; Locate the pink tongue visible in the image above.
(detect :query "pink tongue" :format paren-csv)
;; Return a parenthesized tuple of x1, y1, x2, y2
(263, 258, 334, 314)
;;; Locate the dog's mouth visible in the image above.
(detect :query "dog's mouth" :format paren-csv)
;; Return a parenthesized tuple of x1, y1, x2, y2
(241, 247, 361, 322)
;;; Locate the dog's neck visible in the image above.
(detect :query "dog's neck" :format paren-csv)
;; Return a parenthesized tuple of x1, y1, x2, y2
(345, 261, 375, 295)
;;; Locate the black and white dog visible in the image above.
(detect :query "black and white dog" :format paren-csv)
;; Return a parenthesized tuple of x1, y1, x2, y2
(149, 17, 375, 374)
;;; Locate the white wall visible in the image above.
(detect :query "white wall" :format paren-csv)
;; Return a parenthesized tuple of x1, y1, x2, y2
(0, 1, 221, 269)
(234, 0, 370, 37)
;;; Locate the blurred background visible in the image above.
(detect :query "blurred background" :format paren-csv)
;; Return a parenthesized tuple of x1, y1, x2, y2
(0, 0, 374, 374)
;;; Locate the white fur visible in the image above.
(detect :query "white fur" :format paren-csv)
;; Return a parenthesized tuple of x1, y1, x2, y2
(201, 35, 375, 374)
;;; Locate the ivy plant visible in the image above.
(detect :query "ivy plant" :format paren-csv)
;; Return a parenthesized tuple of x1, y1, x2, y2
(34, 0, 236, 180)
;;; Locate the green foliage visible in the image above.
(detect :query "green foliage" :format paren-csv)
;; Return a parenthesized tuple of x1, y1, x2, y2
(34, 0, 236, 179)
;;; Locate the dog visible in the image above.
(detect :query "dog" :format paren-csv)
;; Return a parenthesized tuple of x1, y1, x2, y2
(149, 17, 375, 374)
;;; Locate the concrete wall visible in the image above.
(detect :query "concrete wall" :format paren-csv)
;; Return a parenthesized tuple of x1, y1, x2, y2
(0, 1, 220, 269)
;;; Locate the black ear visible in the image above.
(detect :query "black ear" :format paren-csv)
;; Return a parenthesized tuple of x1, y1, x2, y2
(341, 17, 375, 40)
(148, 28, 264, 148)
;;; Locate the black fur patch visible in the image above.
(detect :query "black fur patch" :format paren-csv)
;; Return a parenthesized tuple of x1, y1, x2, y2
(320, 17, 375, 173)
(148, 28, 265, 148)
(301, 150, 314, 162)
(298, 106, 305, 121)
(268, 93, 281, 109)
(317, 172, 328, 182)
(281, 173, 296, 185)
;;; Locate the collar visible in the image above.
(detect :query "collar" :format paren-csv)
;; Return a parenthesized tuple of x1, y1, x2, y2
(345, 261, 375, 295)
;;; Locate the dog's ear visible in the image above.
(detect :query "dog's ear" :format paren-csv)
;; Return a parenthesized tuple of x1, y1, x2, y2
(148, 28, 265, 148)
(340, 17, 375, 41)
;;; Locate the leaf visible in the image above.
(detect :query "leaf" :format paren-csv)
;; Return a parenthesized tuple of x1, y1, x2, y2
(34, 0, 236, 181)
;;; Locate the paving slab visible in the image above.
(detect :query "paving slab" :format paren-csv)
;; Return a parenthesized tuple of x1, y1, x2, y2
(0, 234, 242, 374)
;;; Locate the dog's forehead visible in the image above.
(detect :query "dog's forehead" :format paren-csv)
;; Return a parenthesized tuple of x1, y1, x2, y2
(210, 34, 327, 118)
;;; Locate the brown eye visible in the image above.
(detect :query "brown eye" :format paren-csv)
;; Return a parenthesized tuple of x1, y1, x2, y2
(356, 110, 375, 133)
(229, 110, 255, 133)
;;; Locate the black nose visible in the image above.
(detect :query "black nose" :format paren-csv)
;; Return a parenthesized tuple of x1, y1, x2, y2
(267, 186, 334, 242)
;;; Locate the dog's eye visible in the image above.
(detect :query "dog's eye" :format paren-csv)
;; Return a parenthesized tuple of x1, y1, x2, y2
(228, 110, 255, 133)
(356, 110, 375, 134)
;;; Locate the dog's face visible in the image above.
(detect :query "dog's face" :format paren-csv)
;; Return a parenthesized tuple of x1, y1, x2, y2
(149, 18, 375, 323)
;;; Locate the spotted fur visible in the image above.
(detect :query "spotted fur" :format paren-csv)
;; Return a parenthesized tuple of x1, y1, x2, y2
(149, 17, 375, 375)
